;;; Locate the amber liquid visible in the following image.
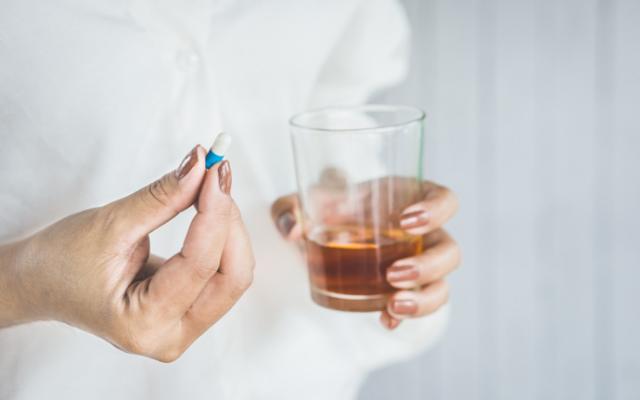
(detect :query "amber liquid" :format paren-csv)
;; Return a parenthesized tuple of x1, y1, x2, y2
(305, 226, 422, 312)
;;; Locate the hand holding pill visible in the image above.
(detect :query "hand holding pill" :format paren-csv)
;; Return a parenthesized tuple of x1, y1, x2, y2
(0, 137, 254, 361)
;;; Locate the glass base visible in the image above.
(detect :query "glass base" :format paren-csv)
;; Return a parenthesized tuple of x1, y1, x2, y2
(310, 287, 389, 312)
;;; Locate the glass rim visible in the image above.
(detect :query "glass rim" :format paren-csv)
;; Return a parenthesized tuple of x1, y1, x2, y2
(289, 104, 426, 133)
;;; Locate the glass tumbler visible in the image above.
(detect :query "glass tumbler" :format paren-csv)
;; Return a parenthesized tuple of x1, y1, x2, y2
(290, 105, 426, 312)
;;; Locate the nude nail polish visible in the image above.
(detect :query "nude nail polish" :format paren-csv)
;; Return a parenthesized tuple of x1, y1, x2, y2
(387, 264, 419, 284)
(381, 312, 400, 330)
(400, 209, 430, 229)
(392, 299, 418, 315)
(176, 146, 198, 180)
(388, 317, 401, 329)
(218, 160, 232, 194)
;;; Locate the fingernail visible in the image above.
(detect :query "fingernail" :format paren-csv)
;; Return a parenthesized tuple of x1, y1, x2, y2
(380, 312, 391, 329)
(387, 264, 419, 284)
(381, 312, 401, 330)
(400, 209, 430, 229)
(176, 146, 198, 180)
(277, 211, 296, 237)
(218, 160, 232, 194)
(392, 299, 418, 315)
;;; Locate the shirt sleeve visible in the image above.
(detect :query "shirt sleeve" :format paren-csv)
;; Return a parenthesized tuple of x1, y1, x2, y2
(307, 0, 411, 108)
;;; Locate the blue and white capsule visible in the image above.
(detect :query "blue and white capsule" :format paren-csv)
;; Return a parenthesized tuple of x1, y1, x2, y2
(205, 132, 232, 169)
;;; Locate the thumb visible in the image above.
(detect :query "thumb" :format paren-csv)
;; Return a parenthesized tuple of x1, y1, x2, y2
(271, 193, 303, 241)
(110, 145, 207, 239)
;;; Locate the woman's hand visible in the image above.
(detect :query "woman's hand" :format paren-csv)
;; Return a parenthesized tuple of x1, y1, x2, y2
(0, 145, 254, 361)
(271, 180, 459, 330)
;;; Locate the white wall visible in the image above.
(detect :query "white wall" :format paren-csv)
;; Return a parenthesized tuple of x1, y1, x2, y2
(360, 0, 640, 398)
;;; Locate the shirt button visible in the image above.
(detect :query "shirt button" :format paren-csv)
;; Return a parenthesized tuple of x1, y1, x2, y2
(176, 50, 200, 72)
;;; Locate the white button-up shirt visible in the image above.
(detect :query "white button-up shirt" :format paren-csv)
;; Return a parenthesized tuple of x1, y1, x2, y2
(0, 0, 448, 398)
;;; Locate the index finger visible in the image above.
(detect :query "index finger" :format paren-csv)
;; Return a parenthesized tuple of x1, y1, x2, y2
(399, 182, 458, 236)
(145, 161, 233, 318)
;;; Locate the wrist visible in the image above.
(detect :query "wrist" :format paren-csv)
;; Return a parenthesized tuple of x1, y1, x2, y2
(0, 239, 37, 327)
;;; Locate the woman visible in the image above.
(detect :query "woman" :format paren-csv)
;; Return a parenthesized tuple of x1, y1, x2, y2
(0, 0, 460, 398)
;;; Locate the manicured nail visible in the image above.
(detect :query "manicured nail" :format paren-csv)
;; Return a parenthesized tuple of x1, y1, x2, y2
(392, 299, 418, 315)
(380, 312, 391, 329)
(380, 312, 400, 330)
(388, 317, 401, 330)
(218, 160, 232, 194)
(176, 146, 198, 180)
(277, 211, 296, 237)
(387, 264, 419, 284)
(400, 209, 430, 229)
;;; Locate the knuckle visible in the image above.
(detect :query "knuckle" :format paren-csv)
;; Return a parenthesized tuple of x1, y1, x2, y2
(428, 184, 459, 213)
(419, 282, 449, 316)
(441, 186, 459, 212)
(153, 346, 184, 363)
(208, 196, 233, 220)
(437, 228, 452, 242)
(95, 205, 132, 246)
(116, 317, 163, 358)
(229, 264, 254, 295)
(434, 182, 452, 196)
(117, 329, 147, 356)
(420, 263, 439, 284)
(434, 281, 450, 309)
(125, 328, 151, 354)
(451, 241, 462, 269)
(122, 328, 184, 363)
(97, 205, 126, 235)
(230, 202, 244, 224)
(236, 267, 254, 292)
(452, 189, 459, 203)
(193, 262, 216, 282)
(147, 175, 169, 206)
(147, 174, 177, 211)
(441, 232, 462, 270)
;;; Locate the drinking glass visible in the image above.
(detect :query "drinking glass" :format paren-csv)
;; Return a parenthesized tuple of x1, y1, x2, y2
(290, 105, 426, 312)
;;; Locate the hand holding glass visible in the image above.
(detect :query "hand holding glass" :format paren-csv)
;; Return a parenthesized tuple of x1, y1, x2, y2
(291, 105, 426, 312)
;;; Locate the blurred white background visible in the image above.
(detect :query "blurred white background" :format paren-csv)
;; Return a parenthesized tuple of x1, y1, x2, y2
(360, 0, 640, 398)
